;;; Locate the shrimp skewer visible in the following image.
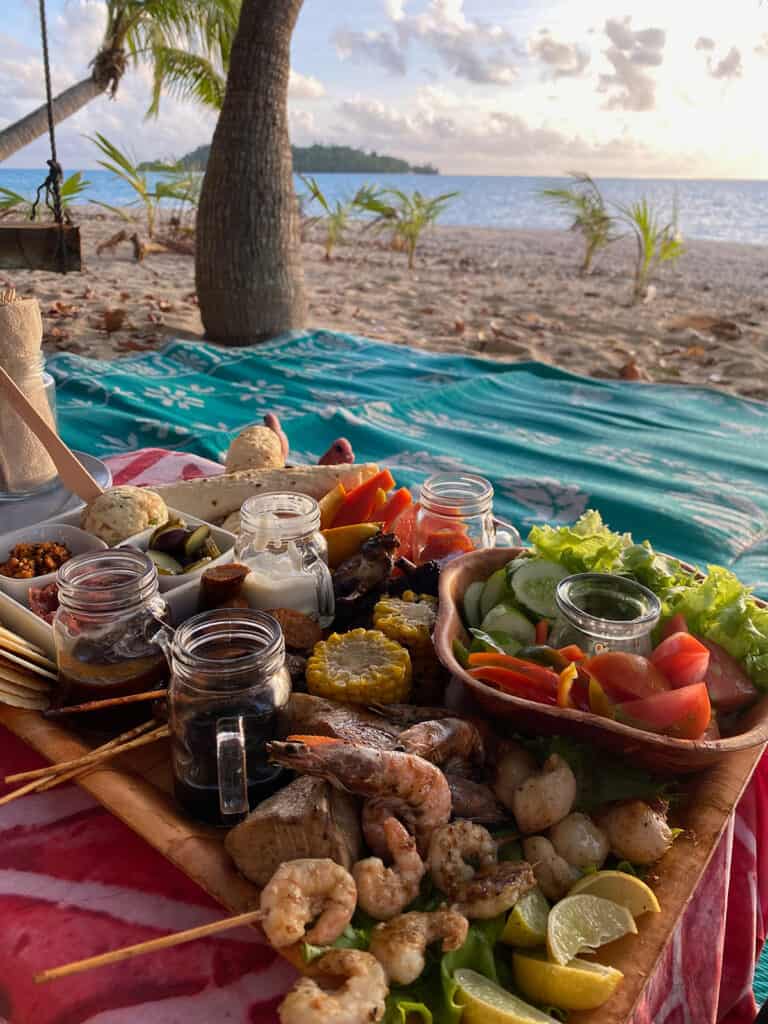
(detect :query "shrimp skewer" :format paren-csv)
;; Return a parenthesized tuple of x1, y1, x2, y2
(267, 738, 451, 857)
(353, 817, 426, 920)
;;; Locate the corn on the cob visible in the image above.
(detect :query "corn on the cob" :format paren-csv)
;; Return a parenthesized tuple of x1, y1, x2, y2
(306, 628, 412, 704)
(373, 592, 437, 653)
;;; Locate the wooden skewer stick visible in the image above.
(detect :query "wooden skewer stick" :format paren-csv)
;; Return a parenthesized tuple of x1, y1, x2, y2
(35, 721, 164, 793)
(35, 908, 264, 983)
(0, 726, 169, 805)
(4, 719, 160, 784)
(44, 689, 166, 717)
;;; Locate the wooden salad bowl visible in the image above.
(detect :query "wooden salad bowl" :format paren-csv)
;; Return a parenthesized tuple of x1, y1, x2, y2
(434, 547, 768, 773)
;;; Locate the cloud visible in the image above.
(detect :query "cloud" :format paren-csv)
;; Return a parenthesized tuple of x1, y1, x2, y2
(331, 89, 692, 176)
(529, 30, 590, 78)
(332, 27, 406, 76)
(598, 17, 665, 111)
(708, 46, 743, 79)
(695, 37, 716, 52)
(289, 70, 326, 99)
(333, 0, 521, 85)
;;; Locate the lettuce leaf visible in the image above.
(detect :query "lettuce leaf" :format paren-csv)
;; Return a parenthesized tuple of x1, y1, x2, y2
(528, 510, 630, 575)
(666, 565, 768, 687)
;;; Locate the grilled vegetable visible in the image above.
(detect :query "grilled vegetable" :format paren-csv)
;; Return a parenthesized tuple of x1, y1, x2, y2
(306, 628, 412, 704)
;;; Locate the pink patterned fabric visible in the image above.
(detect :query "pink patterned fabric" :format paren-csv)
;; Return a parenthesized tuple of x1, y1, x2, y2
(0, 449, 764, 1023)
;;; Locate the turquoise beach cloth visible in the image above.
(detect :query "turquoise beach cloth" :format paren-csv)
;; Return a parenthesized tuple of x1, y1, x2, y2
(47, 331, 768, 597)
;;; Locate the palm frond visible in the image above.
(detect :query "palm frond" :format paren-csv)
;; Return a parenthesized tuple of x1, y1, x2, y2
(148, 47, 226, 116)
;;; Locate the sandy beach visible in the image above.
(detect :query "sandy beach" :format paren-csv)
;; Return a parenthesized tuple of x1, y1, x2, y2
(3, 210, 768, 400)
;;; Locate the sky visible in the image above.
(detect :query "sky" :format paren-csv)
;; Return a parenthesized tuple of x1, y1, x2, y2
(2, 0, 768, 178)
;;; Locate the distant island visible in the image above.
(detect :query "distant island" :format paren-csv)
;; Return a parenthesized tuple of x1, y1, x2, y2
(139, 144, 438, 175)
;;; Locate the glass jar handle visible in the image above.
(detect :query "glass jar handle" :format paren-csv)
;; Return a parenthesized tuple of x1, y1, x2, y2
(493, 516, 522, 548)
(216, 715, 249, 818)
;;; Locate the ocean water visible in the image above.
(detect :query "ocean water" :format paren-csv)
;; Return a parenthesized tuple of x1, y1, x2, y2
(2, 168, 768, 246)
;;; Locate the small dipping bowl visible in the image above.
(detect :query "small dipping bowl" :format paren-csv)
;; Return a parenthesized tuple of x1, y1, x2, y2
(549, 572, 662, 656)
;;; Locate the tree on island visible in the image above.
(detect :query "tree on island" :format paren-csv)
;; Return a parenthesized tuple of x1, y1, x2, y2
(195, 0, 306, 344)
(0, 0, 238, 164)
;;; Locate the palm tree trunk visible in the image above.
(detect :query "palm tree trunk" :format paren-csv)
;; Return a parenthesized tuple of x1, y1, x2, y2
(0, 77, 105, 164)
(195, 0, 306, 344)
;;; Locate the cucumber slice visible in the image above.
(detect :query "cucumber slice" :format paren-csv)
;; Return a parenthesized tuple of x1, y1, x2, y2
(463, 581, 485, 628)
(480, 568, 512, 619)
(511, 559, 569, 619)
(479, 603, 536, 646)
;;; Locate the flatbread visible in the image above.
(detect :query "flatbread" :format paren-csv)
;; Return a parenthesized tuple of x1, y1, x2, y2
(0, 624, 48, 659)
(0, 660, 52, 693)
(0, 634, 56, 670)
(0, 649, 57, 681)
(154, 463, 380, 522)
(0, 683, 50, 710)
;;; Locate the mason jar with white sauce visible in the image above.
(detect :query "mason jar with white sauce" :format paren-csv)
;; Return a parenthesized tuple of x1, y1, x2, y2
(234, 492, 335, 627)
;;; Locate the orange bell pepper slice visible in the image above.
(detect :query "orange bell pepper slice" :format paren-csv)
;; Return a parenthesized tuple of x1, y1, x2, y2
(379, 487, 413, 531)
(333, 469, 396, 527)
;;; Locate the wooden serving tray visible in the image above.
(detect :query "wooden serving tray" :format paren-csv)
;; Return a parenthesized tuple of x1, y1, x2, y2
(0, 702, 763, 1024)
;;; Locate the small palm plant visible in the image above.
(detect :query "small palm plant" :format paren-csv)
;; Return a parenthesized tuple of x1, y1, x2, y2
(615, 197, 685, 303)
(0, 172, 91, 222)
(354, 187, 458, 269)
(88, 133, 184, 237)
(540, 172, 617, 274)
(300, 175, 357, 260)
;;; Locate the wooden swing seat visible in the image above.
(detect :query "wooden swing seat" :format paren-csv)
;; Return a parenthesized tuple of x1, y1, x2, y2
(0, 223, 81, 272)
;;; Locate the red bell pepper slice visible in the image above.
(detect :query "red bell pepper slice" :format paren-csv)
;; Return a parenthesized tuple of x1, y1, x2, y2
(333, 469, 396, 527)
(468, 666, 558, 705)
(379, 487, 413, 531)
(390, 501, 416, 561)
(558, 644, 586, 662)
(535, 620, 549, 645)
(466, 652, 560, 689)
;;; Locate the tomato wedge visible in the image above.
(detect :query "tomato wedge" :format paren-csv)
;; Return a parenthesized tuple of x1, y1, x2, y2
(614, 683, 711, 740)
(558, 644, 586, 662)
(466, 653, 561, 688)
(584, 651, 669, 701)
(661, 613, 689, 640)
(390, 500, 416, 561)
(468, 666, 558, 705)
(651, 632, 710, 688)
(697, 637, 757, 711)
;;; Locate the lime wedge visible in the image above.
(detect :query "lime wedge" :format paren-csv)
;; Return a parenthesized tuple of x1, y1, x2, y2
(454, 969, 561, 1024)
(568, 870, 661, 918)
(546, 894, 637, 966)
(513, 951, 624, 1011)
(501, 888, 550, 947)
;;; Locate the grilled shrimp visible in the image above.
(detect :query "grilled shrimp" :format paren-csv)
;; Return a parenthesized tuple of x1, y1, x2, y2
(493, 742, 537, 810)
(549, 812, 609, 870)
(522, 836, 580, 902)
(447, 775, 510, 824)
(278, 949, 388, 1024)
(512, 754, 577, 834)
(259, 858, 357, 948)
(596, 800, 674, 865)
(368, 910, 469, 985)
(268, 738, 451, 857)
(353, 817, 426, 920)
(398, 718, 484, 774)
(452, 860, 537, 919)
(427, 820, 498, 898)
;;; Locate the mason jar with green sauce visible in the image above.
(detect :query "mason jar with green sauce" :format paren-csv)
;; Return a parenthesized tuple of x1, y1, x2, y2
(549, 572, 661, 656)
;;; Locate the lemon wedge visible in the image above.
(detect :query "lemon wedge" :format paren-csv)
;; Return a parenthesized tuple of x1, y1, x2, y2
(546, 894, 637, 966)
(568, 870, 661, 917)
(501, 888, 550, 947)
(454, 969, 561, 1024)
(513, 952, 624, 1011)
